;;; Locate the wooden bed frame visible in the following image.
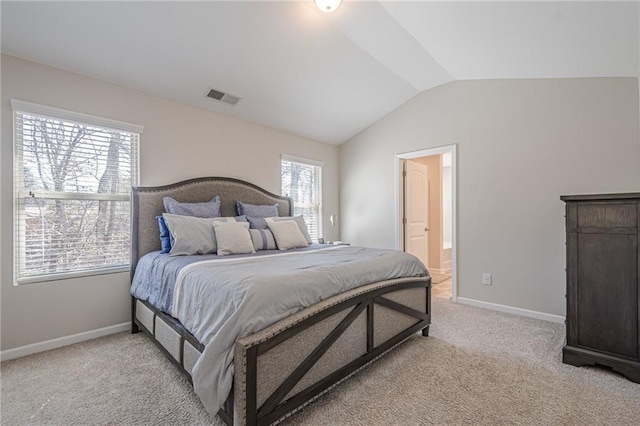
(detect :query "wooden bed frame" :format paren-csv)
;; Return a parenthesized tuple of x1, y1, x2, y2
(130, 177, 431, 426)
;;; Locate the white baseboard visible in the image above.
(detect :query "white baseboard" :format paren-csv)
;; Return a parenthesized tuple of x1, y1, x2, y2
(456, 297, 565, 324)
(0, 322, 130, 362)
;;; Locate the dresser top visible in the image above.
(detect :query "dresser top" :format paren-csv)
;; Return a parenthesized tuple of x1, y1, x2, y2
(561, 192, 640, 202)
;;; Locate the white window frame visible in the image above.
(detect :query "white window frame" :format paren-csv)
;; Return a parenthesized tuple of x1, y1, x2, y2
(280, 154, 323, 242)
(12, 99, 143, 284)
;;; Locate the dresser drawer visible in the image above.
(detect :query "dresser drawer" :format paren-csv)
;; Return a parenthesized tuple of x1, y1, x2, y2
(575, 202, 637, 229)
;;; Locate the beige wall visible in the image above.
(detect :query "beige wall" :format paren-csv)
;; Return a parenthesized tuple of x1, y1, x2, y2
(0, 55, 340, 351)
(340, 78, 639, 317)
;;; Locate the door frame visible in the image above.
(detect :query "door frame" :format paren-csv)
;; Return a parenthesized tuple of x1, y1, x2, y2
(395, 144, 458, 302)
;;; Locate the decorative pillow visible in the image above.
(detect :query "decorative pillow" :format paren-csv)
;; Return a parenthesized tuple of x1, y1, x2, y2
(213, 221, 255, 256)
(210, 217, 241, 250)
(267, 220, 309, 250)
(249, 228, 277, 251)
(267, 216, 313, 244)
(156, 216, 171, 253)
(163, 195, 221, 218)
(236, 201, 278, 218)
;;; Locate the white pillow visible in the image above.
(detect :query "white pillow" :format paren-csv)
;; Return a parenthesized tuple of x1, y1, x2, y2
(162, 214, 237, 256)
(267, 216, 312, 244)
(267, 220, 309, 250)
(213, 221, 256, 256)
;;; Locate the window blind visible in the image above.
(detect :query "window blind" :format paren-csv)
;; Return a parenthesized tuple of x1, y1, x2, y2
(281, 155, 323, 242)
(12, 100, 141, 283)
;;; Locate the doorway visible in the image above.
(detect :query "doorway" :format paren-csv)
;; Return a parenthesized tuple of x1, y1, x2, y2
(396, 145, 457, 301)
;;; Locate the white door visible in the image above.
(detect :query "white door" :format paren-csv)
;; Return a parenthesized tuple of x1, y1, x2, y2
(404, 160, 429, 266)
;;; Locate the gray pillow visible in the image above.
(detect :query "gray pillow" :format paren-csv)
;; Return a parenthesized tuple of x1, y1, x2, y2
(162, 214, 238, 255)
(162, 214, 217, 256)
(267, 220, 309, 250)
(245, 216, 268, 229)
(236, 201, 278, 218)
(164, 196, 221, 218)
(249, 229, 277, 250)
(213, 222, 255, 256)
(268, 216, 313, 244)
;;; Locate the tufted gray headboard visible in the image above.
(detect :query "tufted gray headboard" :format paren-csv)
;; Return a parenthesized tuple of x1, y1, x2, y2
(130, 177, 293, 280)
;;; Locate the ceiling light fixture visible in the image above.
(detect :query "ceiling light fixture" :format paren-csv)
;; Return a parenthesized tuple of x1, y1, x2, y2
(314, 0, 342, 13)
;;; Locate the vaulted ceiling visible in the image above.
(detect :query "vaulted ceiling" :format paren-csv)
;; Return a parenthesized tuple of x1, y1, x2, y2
(2, 1, 638, 145)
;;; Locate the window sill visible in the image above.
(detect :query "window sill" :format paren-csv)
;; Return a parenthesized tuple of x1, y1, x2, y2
(16, 266, 129, 285)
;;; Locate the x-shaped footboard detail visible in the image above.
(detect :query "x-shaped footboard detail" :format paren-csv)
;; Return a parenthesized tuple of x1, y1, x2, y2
(232, 278, 431, 426)
(257, 301, 368, 416)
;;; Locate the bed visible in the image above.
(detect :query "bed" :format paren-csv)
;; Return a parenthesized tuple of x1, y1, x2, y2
(130, 177, 431, 426)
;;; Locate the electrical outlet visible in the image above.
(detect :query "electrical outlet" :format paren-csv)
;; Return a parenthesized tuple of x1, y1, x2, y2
(482, 273, 492, 286)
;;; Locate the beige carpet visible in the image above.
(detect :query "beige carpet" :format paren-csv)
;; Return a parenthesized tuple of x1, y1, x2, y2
(2, 296, 640, 425)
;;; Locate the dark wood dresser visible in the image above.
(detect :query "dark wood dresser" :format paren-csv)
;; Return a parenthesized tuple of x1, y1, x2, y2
(561, 193, 640, 383)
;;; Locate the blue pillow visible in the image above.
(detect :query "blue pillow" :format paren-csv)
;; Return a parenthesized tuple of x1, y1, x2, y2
(157, 215, 171, 253)
(163, 195, 221, 218)
(236, 201, 278, 218)
(245, 216, 268, 229)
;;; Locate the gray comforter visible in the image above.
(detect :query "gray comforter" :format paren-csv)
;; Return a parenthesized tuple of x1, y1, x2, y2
(170, 245, 428, 415)
(131, 244, 328, 315)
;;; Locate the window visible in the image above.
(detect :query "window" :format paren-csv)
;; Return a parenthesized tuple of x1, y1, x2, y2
(281, 155, 323, 242)
(12, 100, 142, 284)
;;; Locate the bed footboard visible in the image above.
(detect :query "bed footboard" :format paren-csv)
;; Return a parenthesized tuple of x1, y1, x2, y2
(230, 277, 431, 426)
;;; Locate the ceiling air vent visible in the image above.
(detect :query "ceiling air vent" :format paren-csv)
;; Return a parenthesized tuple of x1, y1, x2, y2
(206, 88, 241, 106)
